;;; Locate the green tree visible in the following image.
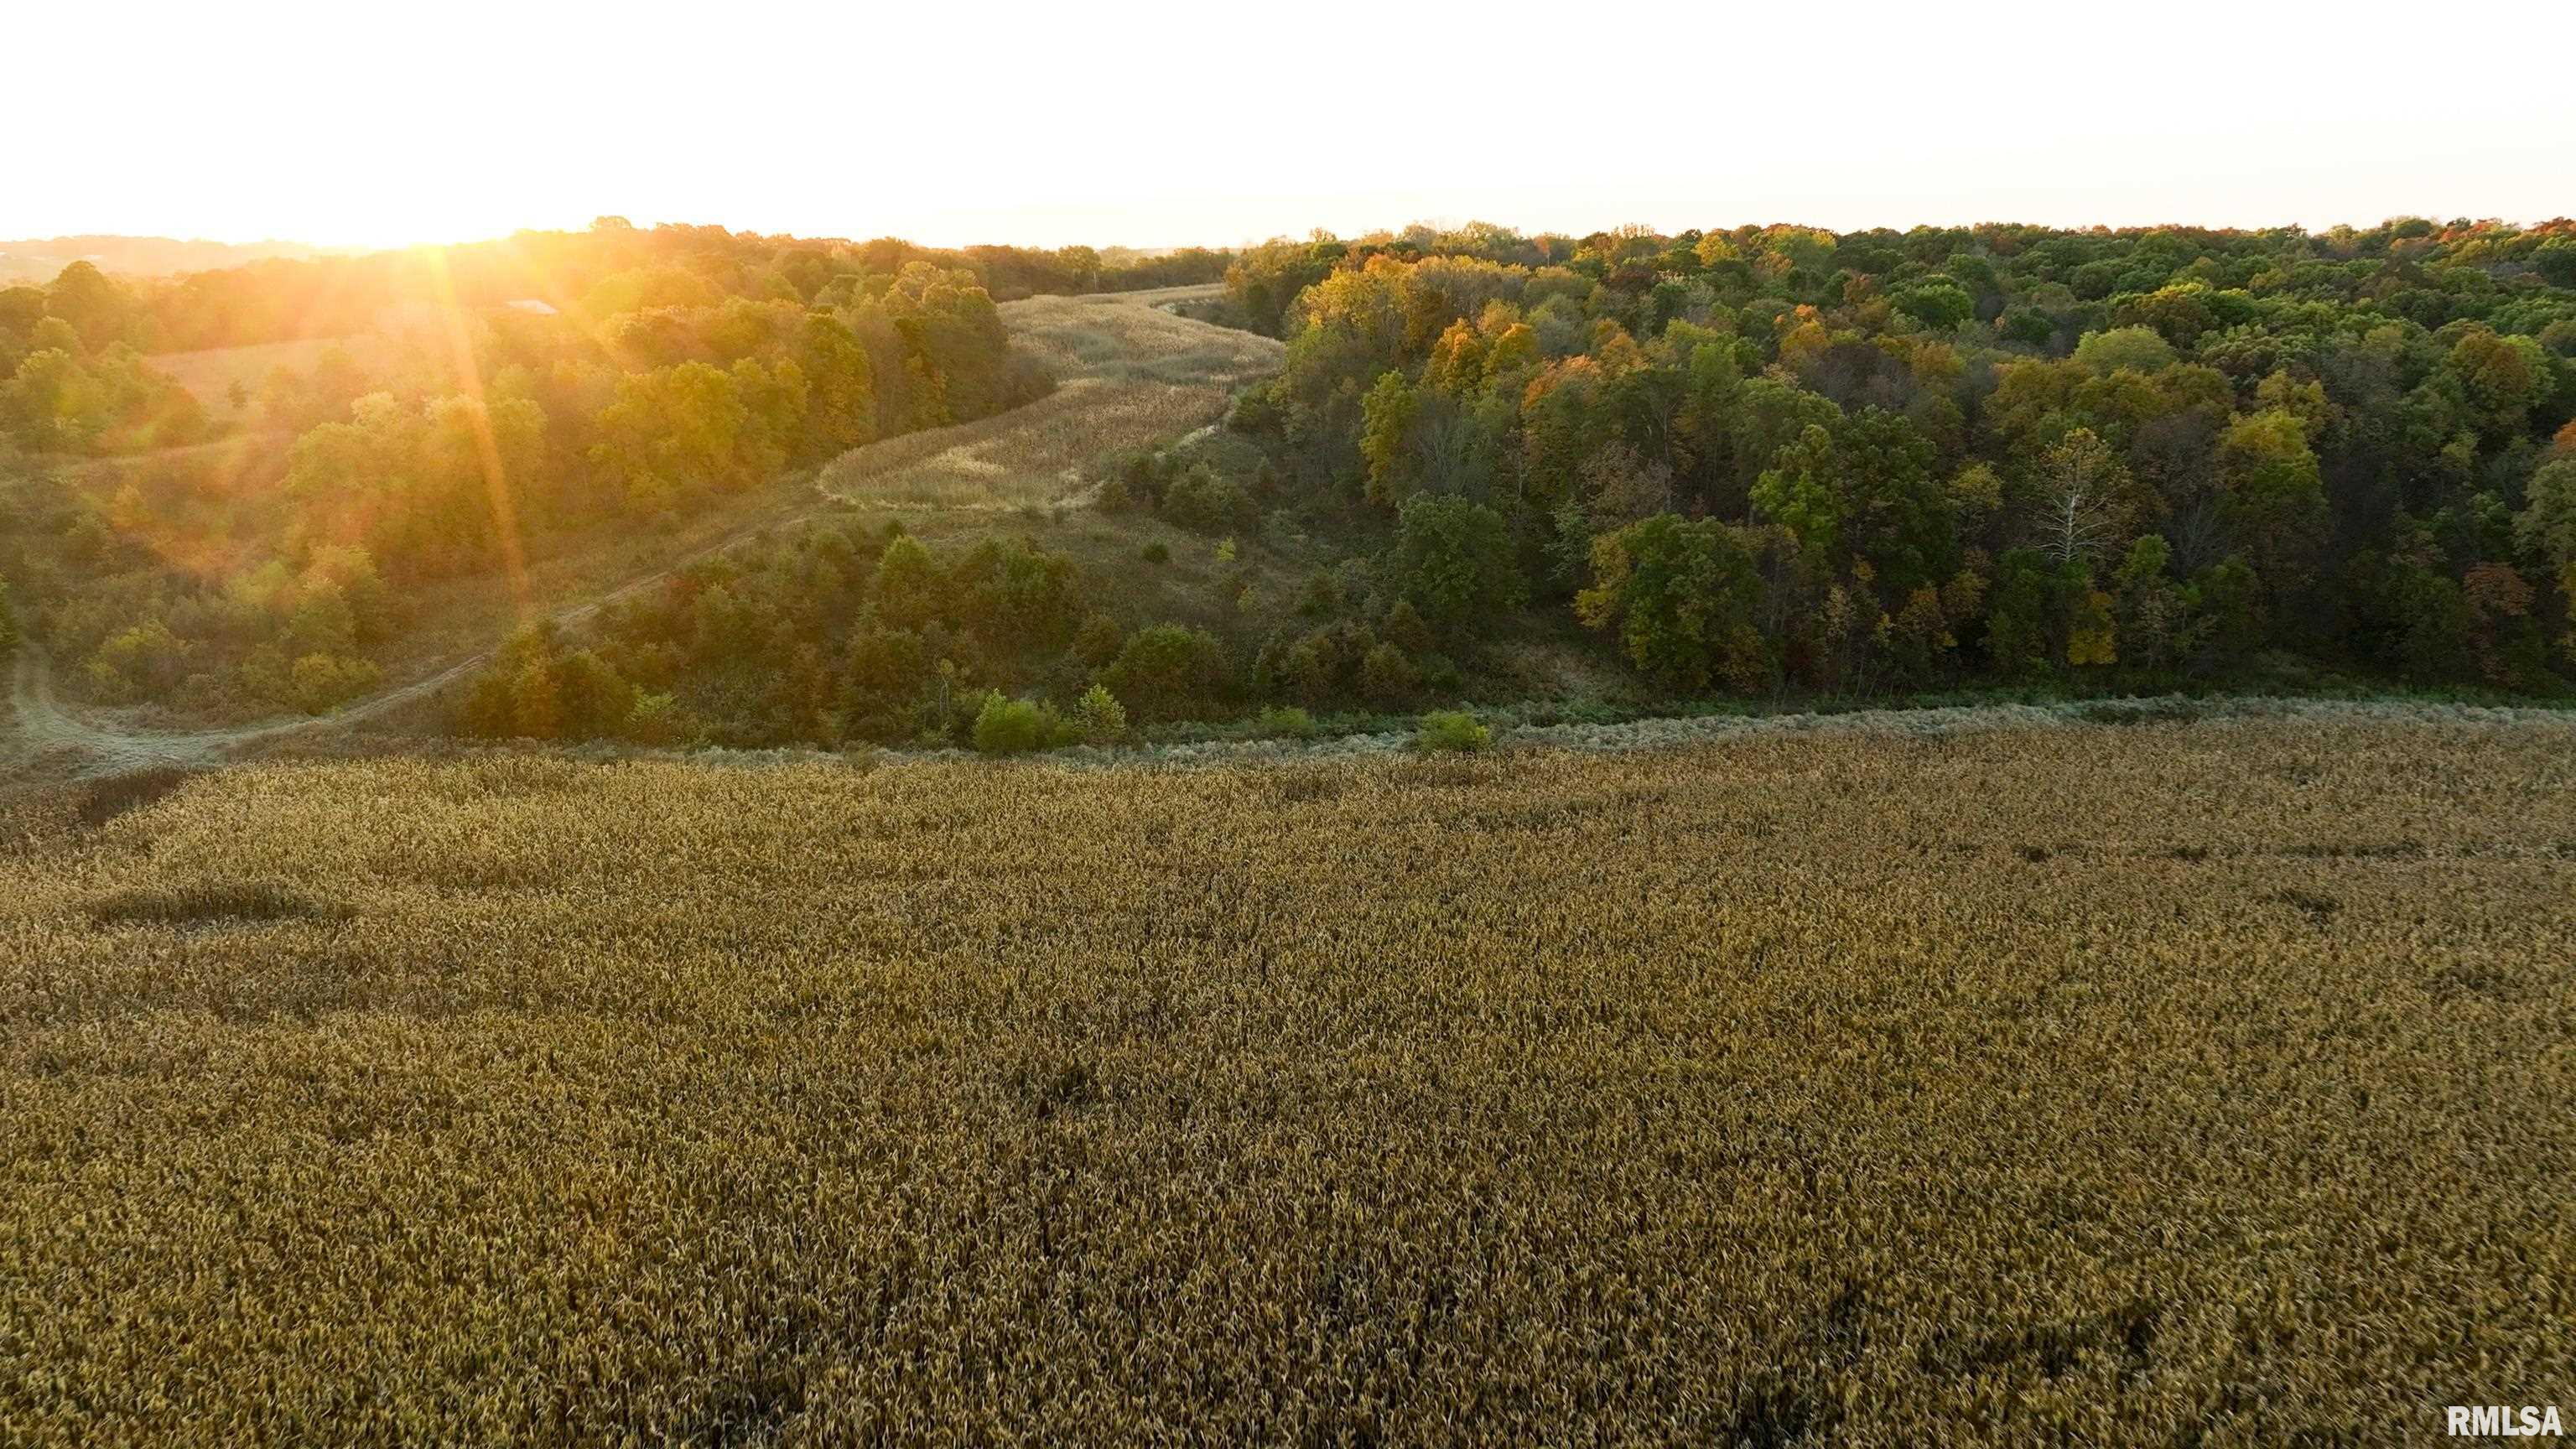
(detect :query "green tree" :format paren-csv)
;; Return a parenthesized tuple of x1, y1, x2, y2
(951, 537, 1078, 647)
(1358, 371, 1420, 504)
(1102, 624, 1223, 720)
(5, 349, 106, 451)
(2216, 408, 2326, 586)
(876, 534, 941, 631)
(1380, 599, 1436, 655)
(2534, 237, 2576, 287)
(1981, 550, 2060, 680)
(2066, 580, 2117, 667)
(557, 649, 636, 739)
(1726, 378, 1841, 505)
(1391, 493, 1524, 627)
(972, 694, 1059, 755)
(44, 261, 134, 352)
(592, 361, 750, 511)
(848, 626, 925, 697)
(2190, 556, 2267, 667)
(2399, 564, 2477, 682)
(1669, 336, 1746, 491)
(2071, 326, 2177, 376)
(1161, 466, 1258, 535)
(83, 620, 190, 704)
(1070, 612, 1123, 668)
(1893, 278, 1975, 330)
(1072, 683, 1127, 743)
(1831, 408, 1953, 594)
(1358, 642, 1421, 705)
(2446, 329, 2547, 439)
(796, 313, 876, 455)
(1575, 514, 1768, 693)
(2111, 535, 2186, 669)
(1750, 423, 1845, 564)
(2514, 456, 2576, 569)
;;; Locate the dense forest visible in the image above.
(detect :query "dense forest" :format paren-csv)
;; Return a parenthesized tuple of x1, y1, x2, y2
(8, 216, 2576, 751)
(1206, 217, 2576, 704)
(475, 216, 2576, 753)
(1215, 216, 2565, 696)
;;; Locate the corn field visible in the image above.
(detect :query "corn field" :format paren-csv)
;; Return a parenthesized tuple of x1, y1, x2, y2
(1, 719, 2570, 1444)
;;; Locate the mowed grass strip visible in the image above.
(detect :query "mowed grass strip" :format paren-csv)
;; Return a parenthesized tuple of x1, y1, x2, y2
(1, 721, 2570, 1445)
(817, 291, 1282, 512)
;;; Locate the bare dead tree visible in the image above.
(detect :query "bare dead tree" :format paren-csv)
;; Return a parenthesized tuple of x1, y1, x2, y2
(2034, 428, 2126, 567)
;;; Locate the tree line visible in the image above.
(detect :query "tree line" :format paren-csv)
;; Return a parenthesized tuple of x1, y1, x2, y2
(1217, 217, 2576, 697)
(0, 221, 1230, 368)
(456, 521, 1221, 752)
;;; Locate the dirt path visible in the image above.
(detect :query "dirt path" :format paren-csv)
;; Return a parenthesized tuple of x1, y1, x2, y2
(7, 505, 839, 781)
(5, 288, 1273, 781)
(10, 641, 454, 776)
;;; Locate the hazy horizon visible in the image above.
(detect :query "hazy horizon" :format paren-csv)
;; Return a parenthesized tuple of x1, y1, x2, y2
(14, 196, 2576, 262)
(10, 0, 2569, 254)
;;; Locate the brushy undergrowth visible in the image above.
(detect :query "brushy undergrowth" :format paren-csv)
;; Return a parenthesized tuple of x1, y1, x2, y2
(1, 719, 2571, 1444)
(1253, 704, 1317, 740)
(1414, 709, 1493, 753)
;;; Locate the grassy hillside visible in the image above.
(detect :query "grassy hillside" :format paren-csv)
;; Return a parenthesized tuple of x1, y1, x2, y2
(3, 717, 2568, 1443)
(146, 336, 366, 424)
(818, 285, 1280, 512)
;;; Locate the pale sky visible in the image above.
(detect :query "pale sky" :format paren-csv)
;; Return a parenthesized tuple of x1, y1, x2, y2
(9, 0, 2573, 252)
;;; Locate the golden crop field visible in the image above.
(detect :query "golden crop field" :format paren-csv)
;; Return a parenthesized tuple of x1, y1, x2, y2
(818, 288, 1282, 511)
(2, 718, 2571, 1445)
